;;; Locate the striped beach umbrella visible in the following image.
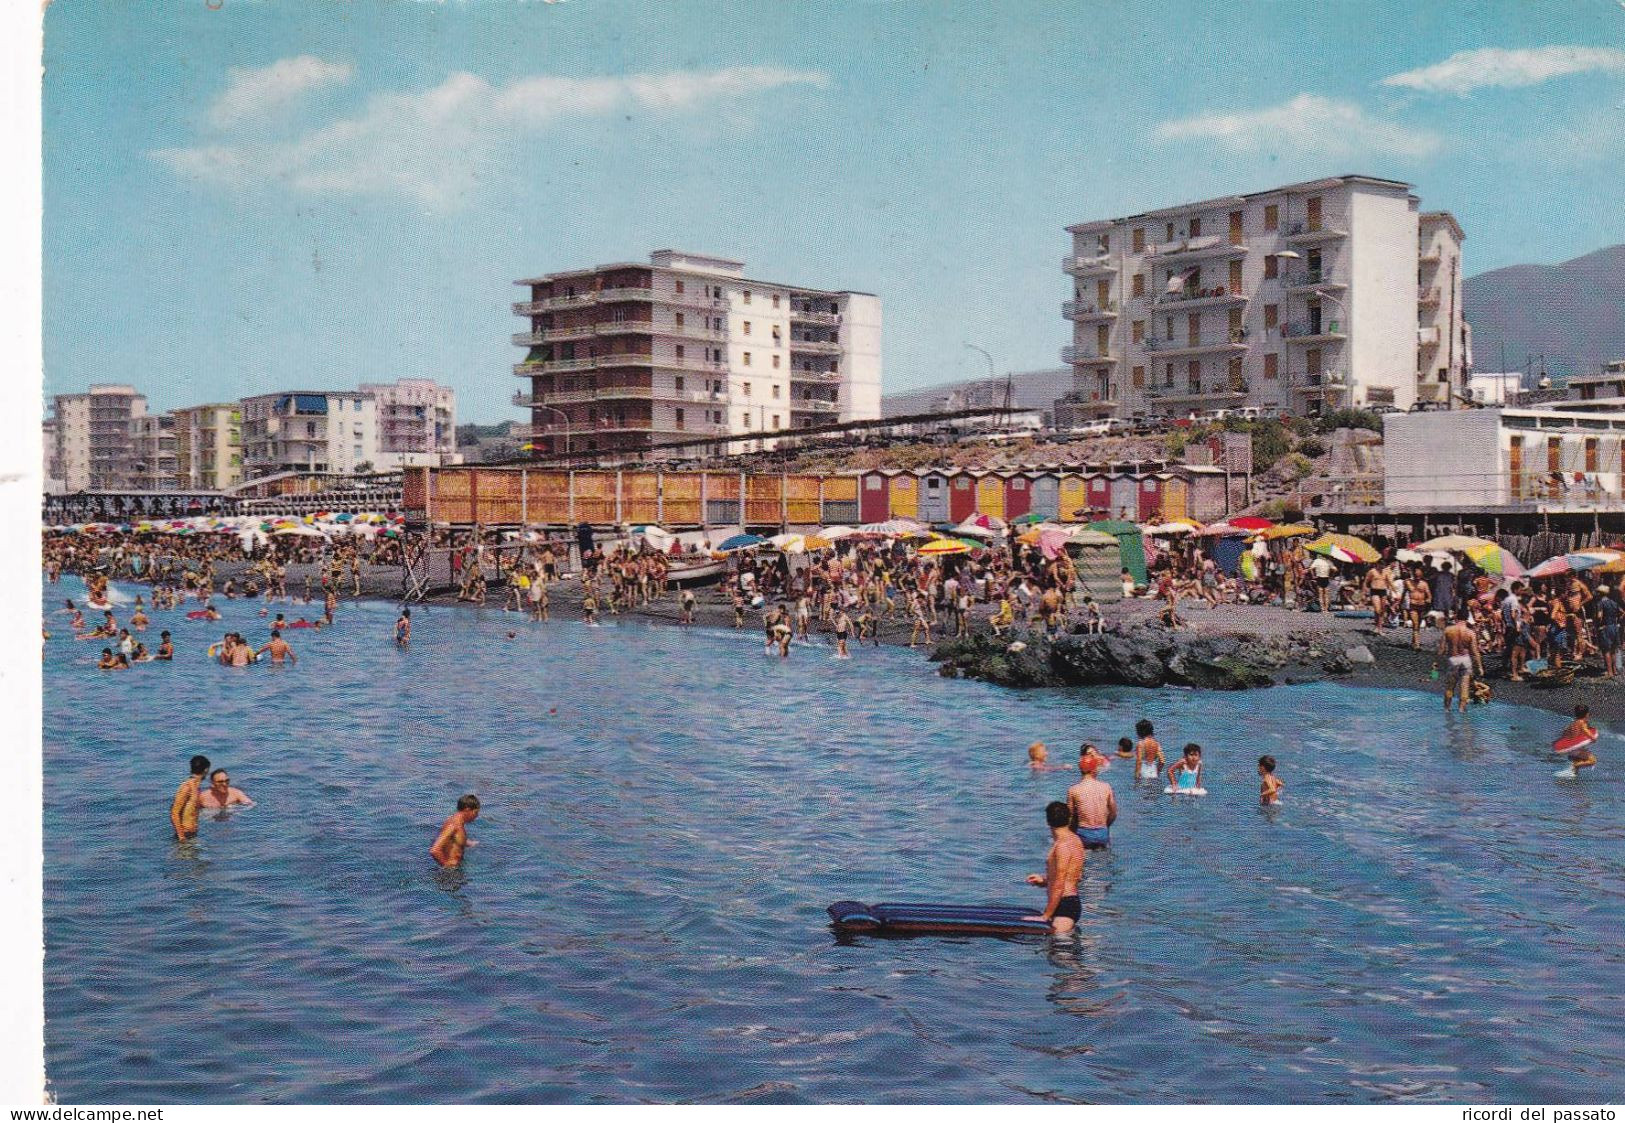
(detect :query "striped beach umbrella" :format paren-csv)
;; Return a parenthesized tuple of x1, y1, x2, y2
(1528, 550, 1622, 580)
(1305, 532, 1381, 565)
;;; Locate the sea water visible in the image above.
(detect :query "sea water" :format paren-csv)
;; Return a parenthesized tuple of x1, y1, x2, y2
(41, 580, 1625, 1103)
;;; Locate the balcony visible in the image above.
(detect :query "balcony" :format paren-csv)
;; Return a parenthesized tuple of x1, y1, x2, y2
(513, 327, 596, 346)
(793, 399, 840, 414)
(1283, 222, 1348, 244)
(530, 292, 601, 312)
(659, 288, 729, 310)
(1415, 381, 1449, 403)
(789, 337, 842, 355)
(789, 307, 841, 326)
(641, 321, 726, 342)
(1151, 288, 1246, 310)
(1152, 386, 1248, 404)
(790, 368, 842, 382)
(1058, 393, 1117, 417)
(1418, 326, 1441, 347)
(1149, 235, 1247, 263)
(527, 419, 656, 436)
(1291, 370, 1349, 393)
(1143, 333, 1248, 357)
(671, 389, 729, 404)
(1062, 300, 1119, 321)
(512, 356, 598, 376)
(1062, 346, 1115, 365)
(1419, 250, 1442, 266)
(1284, 271, 1348, 293)
(1280, 321, 1347, 343)
(595, 287, 656, 302)
(1418, 287, 1442, 307)
(1062, 254, 1115, 276)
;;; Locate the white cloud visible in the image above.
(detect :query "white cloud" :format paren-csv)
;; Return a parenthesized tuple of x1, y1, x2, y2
(155, 65, 828, 205)
(1153, 94, 1441, 159)
(1380, 46, 1625, 95)
(208, 56, 354, 129)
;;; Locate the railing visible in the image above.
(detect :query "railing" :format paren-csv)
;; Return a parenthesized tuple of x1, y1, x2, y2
(790, 368, 842, 382)
(788, 337, 842, 353)
(531, 293, 600, 312)
(595, 287, 656, 302)
(1062, 255, 1114, 274)
(1149, 234, 1245, 260)
(1284, 270, 1335, 288)
(1061, 346, 1113, 363)
(1284, 222, 1348, 240)
(512, 357, 598, 375)
(1418, 287, 1441, 305)
(1151, 288, 1244, 308)
(1418, 326, 1441, 347)
(1291, 370, 1348, 389)
(789, 308, 840, 325)
(1143, 332, 1246, 353)
(639, 321, 726, 341)
(793, 399, 840, 413)
(671, 389, 727, 404)
(1280, 321, 1344, 339)
(1062, 300, 1119, 318)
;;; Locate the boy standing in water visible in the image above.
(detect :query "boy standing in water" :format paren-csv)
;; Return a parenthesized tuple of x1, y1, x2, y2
(1133, 718, 1165, 780)
(430, 794, 481, 868)
(1557, 704, 1599, 775)
(1258, 756, 1284, 805)
(170, 754, 210, 841)
(1024, 801, 1084, 935)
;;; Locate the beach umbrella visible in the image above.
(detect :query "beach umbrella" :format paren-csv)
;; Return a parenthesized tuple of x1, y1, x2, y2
(1414, 534, 1496, 553)
(1143, 521, 1196, 536)
(804, 535, 835, 552)
(1528, 550, 1619, 580)
(856, 518, 928, 537)
(1229, 516, 1275, 531)
(1036, 527, 1075, 560)
(1197, 521, 1249, 537)
(819, 525, 855, 541)
(1009, 512, 1046, 526)
(952, 521, 999, 540)
(1395, 547, 1453, 566)
(1305, 532, 1380, 565)
(916, 537, 974, 557)
(769, 533, 810, 554)
(1461, 542, 1525, 577)
(717, 533, 768, 553)
(1252, 523, 1317, 542)
(273, 525, 328, 538)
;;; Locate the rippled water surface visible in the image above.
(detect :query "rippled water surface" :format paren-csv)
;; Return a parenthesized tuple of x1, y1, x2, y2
(42, 579, 1625, 1103)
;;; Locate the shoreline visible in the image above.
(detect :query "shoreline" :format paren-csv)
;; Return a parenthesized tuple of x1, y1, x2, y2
(94, 559, 1622, 736)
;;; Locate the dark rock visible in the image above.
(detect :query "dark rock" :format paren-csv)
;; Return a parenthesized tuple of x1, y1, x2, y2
(1321, 655, 1352, 675)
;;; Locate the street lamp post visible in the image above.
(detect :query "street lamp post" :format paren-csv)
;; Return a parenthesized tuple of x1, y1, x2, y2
(532, 404, 571, 457)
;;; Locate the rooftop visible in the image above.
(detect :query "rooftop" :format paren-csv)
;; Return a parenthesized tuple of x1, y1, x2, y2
(1066, 174, 1414, 234)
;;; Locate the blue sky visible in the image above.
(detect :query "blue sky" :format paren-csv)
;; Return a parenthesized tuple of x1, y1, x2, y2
(42, 0, 1625, 421)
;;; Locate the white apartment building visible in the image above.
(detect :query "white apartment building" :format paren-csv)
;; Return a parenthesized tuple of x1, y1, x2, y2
(513, 250, 882, 458)
(1062, 176, 1468, 420)
(358, 378, 459, 468)
(43, 420, 62, 493)
(172, 403, 243, 491)
(1384, 407, 1625, 513)
(50, 384, 148, 492)
(239, 391, 379, 480)
(127, 414, 179, 491)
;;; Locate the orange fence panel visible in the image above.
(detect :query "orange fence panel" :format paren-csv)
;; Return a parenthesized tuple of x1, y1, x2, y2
(661, 472, 703, 525)
(821, 475, 858, 502)
(623, 472, 660, 525)
(572, 472, 616, 524)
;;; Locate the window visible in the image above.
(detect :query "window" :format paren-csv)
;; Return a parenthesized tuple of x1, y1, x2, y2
(1264, 353, 1279, 380)
(1166, 222, 1175, 242)
(772, 415, 780, 429)
(742, 352, 751, 366)
(1585, 437, 1598, 472)
(675, 312, 685, 328)
(1229, 259, 1243, 291)
(675, 408, 685, 430)
(1132, 320, 1145, 344)
(675, 279, 685, 294)
(867, 476, 882, 490)
(743, 321, 751, 335)
(1132, 273, 1145, 298)
(1229, 210, 1243, 245)
(743, 382, 751, 397)
(772, 354, 781, 369)
(1264, 255, 1279, 280)
(772, 384, 780, 399)
(675, 375, 684, 391)
(1189, 217, 1201, 238)
(713, 286, 722, 299)
(675, 344, 685, 360)
(772, 294, 780, 308)
(743, 413, 751, 429)
(1132, 227, 1145, 253)
(1132, 365, 1145, 388)
(1264, 304, 1278, 331)
(743, 290, 752, 304)
(1264, 204, 1278, 232)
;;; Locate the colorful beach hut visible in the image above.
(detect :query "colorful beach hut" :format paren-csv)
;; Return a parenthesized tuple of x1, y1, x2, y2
(1108, 473, 1140, 523)
(1088, 518, 1147, 586)
(974, 472, 1005, 521)
(859, 470, 891, 523)
(1002, 471, 1033, 520)
(887, 471, 919, 519)
(918, 470, 952, 524)
(1029, 470, 1061, 521)
(948, 471, 978, 523)
(1058, 472, 1089, 524)
(1136, 474, 1164, 523)
(1085, 471, 1113, 519)
(1159, 473, 1190, 521)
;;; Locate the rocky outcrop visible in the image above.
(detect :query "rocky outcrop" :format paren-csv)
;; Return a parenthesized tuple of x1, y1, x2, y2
(932, 623, 1338, 691)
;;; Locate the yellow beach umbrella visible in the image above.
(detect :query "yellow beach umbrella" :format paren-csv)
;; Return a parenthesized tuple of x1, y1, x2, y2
(917, 538, 974, 556)
(1304, 532, 1380, 564)
(1252, 523, 1318, 542)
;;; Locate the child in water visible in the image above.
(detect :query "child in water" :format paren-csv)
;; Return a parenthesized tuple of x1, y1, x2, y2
(1115, 736, 1135, 761)
(1556, 704, 1599, 775)
(1027, 742, 1067, 772)
(1258, 755, 1283, 805)
(1134, 719, 1165, 780)
(1168, 744, 1203, 792)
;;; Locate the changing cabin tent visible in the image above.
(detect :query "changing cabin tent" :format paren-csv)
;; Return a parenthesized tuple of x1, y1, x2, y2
(1084, 471, 1113, 520)
(859, 470, 891, 523)
(1002, 471, 1033, 520)
(1057, 472, 1089, 523)
(974, 472, 1006, 521)
(1088, 519, 1146, 586)
(1029, 470, 1061, 521)
(1067, 528, 1125, 604)
(948, 471, 978, 523)
(887, 471, 919, 519)
(1108, 473, 1140, 523)
(918, 470, 951, 523)
(1160, 473, 1190, 521)
(1136, 474, 1164, 522)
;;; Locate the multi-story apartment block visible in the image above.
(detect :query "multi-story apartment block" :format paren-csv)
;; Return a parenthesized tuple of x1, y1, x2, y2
(49, 384, 148, 491)
(358, 378, 458, 468)
(513, 250, 881, 457)
(173, 403, 243, 491)
(43, 419, 62, 493)
(1061, 176, 1469, 420)
(239, 391, 378, 480)
(127, 414, 179, 491)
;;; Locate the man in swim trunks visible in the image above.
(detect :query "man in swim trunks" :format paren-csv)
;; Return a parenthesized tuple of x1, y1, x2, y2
(430, 794, 481, 868)
(1066, 752, 1117, 849)
(1436, 606, 1483, 713)
(197, 769, 255, 810)
(171, 755, 210, 841)
(1024, 801, 1084, 934)
(256, 629, 297, 665)
(1557, 704, 1599, 774)
(395, 608, 411, 647)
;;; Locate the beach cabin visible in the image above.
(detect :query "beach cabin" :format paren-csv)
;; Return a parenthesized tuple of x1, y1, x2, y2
(859, 470, 891, 523)
(1029, 470, 1061, 521)
(1136, 474, 1164, 523)
(948, 471, 978, 523)
(974, 471, 1006, 521)
(887, 471, 919, 520)
(1108, 472, 1140, 523)
(1088, 519, 1147, 586)
(918, 470, 952, 524)
(1178, 465, 1233, 523)
(1057, 472, 1089, 523)
(1084, 471, 1113, 520)
(1067, 528, 1124, 603)
(1002, 471, 1033, 520)
(820, 475, 860, 525)
(1159, 473, 1190, 522)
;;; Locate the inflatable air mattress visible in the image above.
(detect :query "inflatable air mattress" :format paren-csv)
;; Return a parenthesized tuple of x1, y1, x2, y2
(827, 900, 1053, 936)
